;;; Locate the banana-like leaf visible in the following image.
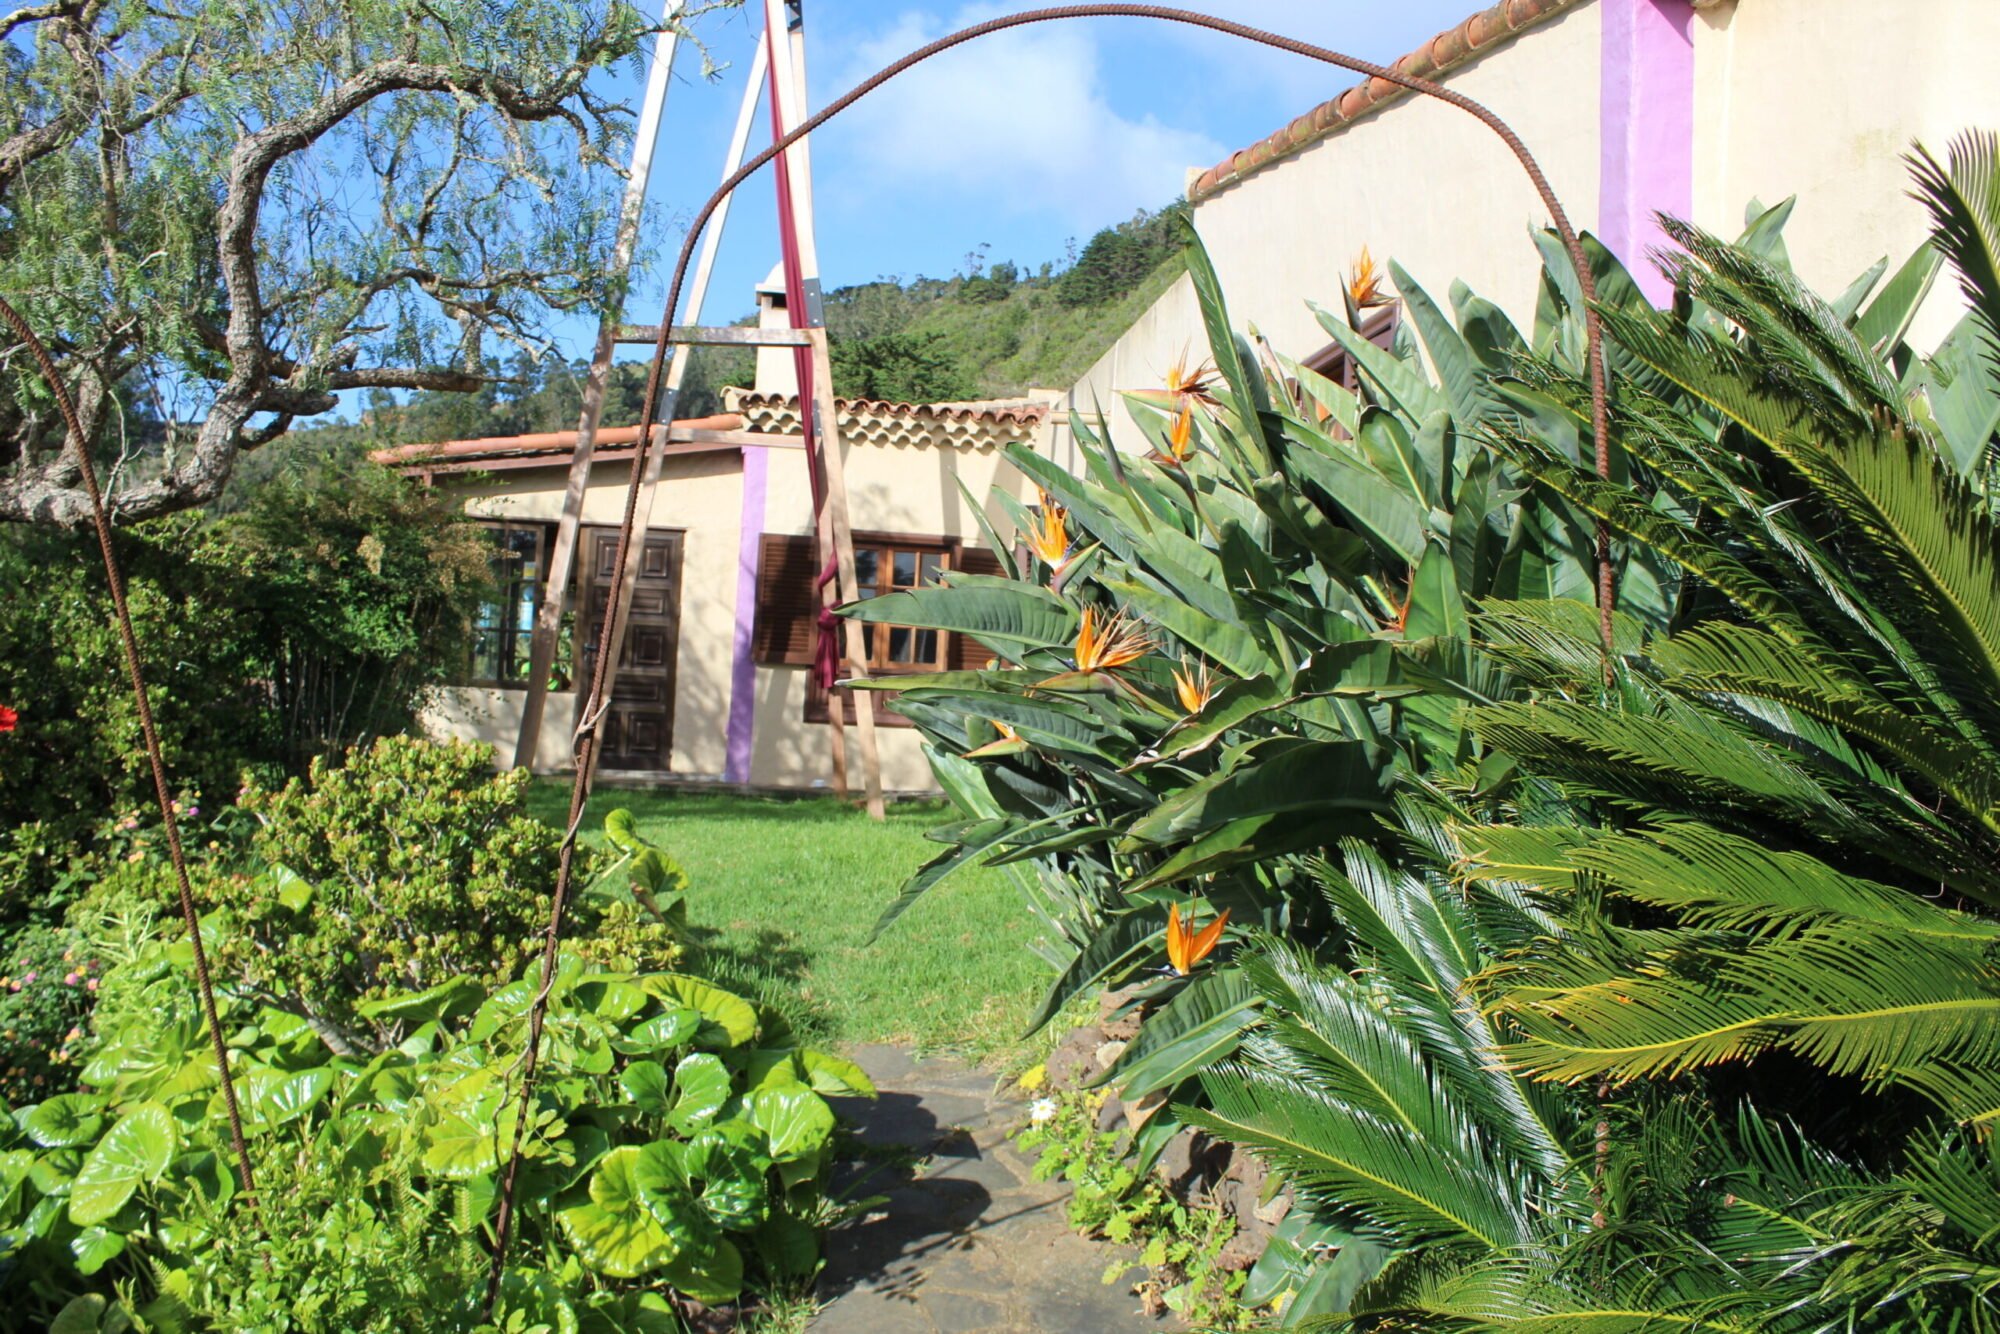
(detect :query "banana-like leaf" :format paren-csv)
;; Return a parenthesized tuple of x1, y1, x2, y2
(841, 583, 1074, 649)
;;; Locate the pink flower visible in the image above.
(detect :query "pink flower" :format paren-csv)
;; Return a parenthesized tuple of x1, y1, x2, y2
(86, 979, 98, 992)
(62, 973, 78, 986)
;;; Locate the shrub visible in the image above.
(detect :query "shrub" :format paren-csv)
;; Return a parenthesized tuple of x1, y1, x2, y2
(0, 924, 99, 1104)
(69, 736, 678, 1053)
(4, 944, 872, 1330)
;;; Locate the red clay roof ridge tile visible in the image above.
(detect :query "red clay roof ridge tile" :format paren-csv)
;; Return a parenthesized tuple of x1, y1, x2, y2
(1186, 0, 1590, 204)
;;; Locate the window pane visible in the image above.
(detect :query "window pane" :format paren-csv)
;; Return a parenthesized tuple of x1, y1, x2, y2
(854, 548, 878, 591)
(888, 627, 912, 662)
(914, 629, 938, 663)
(505, 525, 540, 578)
(514, 586, 537, 633)
(892, 551, 917, 587)
(920, 553, 942, 585)
(471, 633, 500, 683)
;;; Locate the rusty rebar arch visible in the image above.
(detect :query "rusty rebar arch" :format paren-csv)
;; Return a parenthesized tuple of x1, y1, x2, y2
(486, 3, 1615, 1311)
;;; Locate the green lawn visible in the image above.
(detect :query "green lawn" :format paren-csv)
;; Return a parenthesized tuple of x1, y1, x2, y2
(527, 785, 1049, 1064)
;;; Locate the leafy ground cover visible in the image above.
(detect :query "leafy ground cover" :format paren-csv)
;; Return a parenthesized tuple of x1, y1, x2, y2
(528, 787, 1048, 1065)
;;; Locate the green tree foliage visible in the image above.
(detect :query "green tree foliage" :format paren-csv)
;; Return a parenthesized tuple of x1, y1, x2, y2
(0, 0, 706, 523)
(829, 330, 979, 403)
(0, 469, 489, 840)
(1056, 208, 1186, 308)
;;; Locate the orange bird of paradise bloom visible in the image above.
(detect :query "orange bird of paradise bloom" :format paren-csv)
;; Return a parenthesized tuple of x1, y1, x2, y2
(1025, 491, 1072, 570)
(1172, 659, 1216, 716)
(1348, 246, 1391, 310)
(1161, 403, 1196, 467)
(1166, 902, 1231, 976)
(1073, 606, 1153, 674)
(1164, 350, 1222, 415)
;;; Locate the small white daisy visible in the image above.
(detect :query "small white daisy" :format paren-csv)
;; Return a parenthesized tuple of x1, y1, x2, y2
(1029, 1097, 1058, 1125)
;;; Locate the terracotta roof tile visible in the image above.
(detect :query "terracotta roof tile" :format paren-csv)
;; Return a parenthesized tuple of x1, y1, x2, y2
(1185, 0, 1591, 204)
(726, 390, 1051, 452)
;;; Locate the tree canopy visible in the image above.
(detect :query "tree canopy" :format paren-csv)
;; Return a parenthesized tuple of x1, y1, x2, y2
(0, 0, 709, 524)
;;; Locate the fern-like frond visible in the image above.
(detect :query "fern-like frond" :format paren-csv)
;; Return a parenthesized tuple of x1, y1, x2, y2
(1186, 1060, 1536, 1252)
(1909, 131, 2000, 370)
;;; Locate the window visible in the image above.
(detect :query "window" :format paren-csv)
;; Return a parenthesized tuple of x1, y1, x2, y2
(1297, 302, 1401, 429)
(852, 539, 948, 672)
(467, 522, 551, 687)
(752, 532, 1004, 725)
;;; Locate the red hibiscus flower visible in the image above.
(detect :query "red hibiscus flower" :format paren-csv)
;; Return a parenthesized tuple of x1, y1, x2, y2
(0, 706, 16, 733)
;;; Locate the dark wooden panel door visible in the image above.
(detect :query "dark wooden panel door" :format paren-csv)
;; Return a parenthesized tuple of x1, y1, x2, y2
(578, 527, 683, 772)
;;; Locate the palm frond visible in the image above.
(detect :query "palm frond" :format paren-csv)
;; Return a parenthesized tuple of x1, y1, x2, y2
(1909, 131, 2000, 372)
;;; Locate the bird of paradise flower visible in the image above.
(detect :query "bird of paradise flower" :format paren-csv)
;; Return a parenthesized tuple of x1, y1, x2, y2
(1165, 902, 1230, 976)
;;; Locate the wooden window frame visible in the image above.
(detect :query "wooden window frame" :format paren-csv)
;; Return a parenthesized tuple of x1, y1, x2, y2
(1297, 303, 1402, 436)
(464, 520, 553, 690)
(807, 531, 955, 728)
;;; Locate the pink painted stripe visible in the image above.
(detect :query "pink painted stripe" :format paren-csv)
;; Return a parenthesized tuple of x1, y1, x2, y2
(724, 446, 769, 785)
(1599, 0, 1694, 306)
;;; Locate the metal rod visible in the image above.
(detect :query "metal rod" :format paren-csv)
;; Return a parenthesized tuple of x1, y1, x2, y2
(513, 0, 687, 770)
(485, 6, 1616, 1314)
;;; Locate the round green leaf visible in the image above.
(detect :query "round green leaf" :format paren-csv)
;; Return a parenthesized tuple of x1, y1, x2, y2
(25, 1094, 106, 1149)
(70, 1225, 127, 1276)
(799, 1048, 877, 1097)
(614, 1007, 700, 1056)
(619, 1059, 672, 1114)
(683, 1131, 770, 1230)
(69, 1104, 176, 1227)
(239, 1066, 333, 1133)
(668, 1053, 732, 1136)
(558, 1146, 685, 1279)
(660, 1234, 744, 1305)
(747, 1087, 834, 1163)
(637, 976, 758, 1048)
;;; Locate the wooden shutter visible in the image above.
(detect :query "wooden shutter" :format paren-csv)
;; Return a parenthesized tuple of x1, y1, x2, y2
(753, 533, 817, 666)
(947, 546, 1007, 671)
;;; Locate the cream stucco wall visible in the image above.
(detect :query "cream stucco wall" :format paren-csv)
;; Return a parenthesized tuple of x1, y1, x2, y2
(746, 434, 1034, 791)
(1073, 0, 2000, 448)
(1690, 0, 2000, 352)
(417, 434, 1036, 794)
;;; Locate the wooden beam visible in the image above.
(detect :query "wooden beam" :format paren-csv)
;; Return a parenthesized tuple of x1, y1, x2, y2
(513, 1, 684, 771)
(614, 324, 812, 347)
(582, 30, 772, 785)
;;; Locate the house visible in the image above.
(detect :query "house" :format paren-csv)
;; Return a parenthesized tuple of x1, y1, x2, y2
(374, 275, 1060, 791)
(1062, 0, 2000, 456)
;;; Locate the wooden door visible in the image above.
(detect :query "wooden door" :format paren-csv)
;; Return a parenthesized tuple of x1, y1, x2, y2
(578, 527, 683, 772)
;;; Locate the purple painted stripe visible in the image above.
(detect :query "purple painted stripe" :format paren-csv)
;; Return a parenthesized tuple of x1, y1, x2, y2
(1600, 0, 1694, 306)
(724, 446, 769, 784)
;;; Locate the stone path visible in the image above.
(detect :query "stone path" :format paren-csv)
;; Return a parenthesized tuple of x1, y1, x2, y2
(810, 1045, 1165, 1334)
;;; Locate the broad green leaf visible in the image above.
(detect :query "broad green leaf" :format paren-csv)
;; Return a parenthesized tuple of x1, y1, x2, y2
(25, 1093, 106, 1149)
(239, 1066, 333, 1133)
(1126, 740, 1389, 845)
(620, 1060, 672, 1114)
(659, 1235, 745, 1305)
(798, 1048, 876, 1097)
(69, 1104, 175, 1226)
(266, 863, 314, 912)
(747, 1087, 835, 1162)
(668, 1053, 732, 1136)
(70, 1226, 127, 1276)
(616, 1007, 701, 1055)
(638, 976, 759, 1048)
(559, 1146, 683, 1278)
(1025, 912, 1159, 1035)
(842, 584, 1075, 650)
(682, 1131, 771, 1230)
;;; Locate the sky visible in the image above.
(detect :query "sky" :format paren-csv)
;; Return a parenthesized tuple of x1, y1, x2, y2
(586, 0, 1478, 357)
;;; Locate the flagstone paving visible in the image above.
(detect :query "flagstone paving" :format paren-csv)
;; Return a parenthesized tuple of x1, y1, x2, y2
(811, 1044, 1166, 1334)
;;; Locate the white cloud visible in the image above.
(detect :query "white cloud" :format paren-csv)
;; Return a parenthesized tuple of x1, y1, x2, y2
(816, 4, 1224, 231)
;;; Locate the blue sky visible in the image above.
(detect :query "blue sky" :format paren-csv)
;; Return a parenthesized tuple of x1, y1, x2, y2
(591, 0, 1477, 353)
